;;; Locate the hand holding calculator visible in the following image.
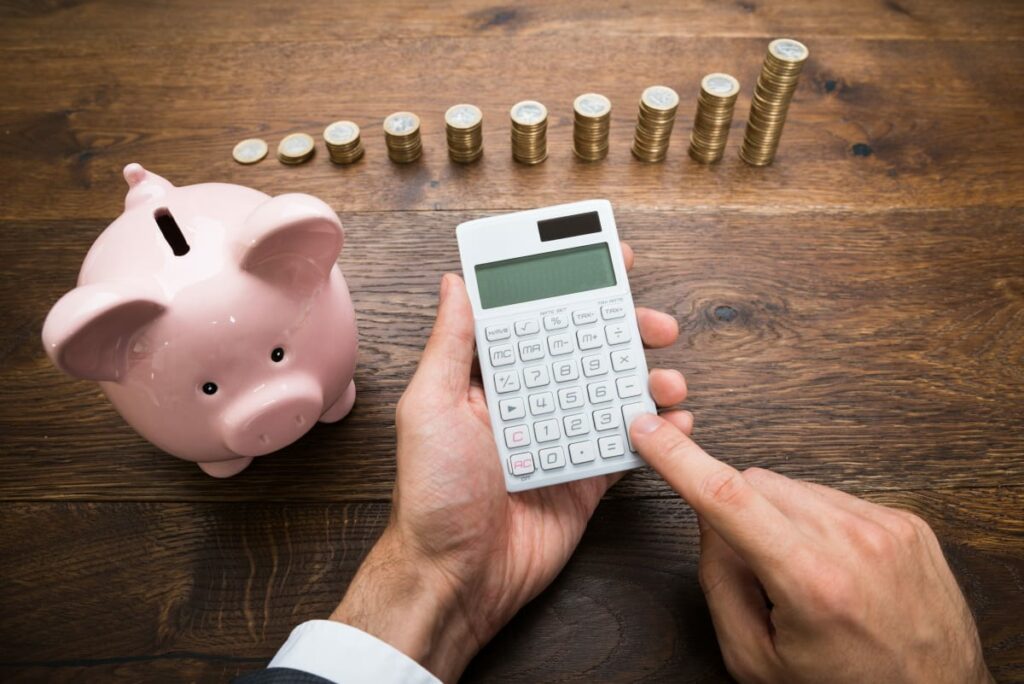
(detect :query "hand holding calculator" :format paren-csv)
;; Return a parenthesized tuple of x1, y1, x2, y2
(457, 200, 659, 491)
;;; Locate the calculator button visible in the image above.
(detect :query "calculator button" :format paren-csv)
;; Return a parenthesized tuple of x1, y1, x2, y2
(552, 360, 580, 383)
(494, 370, 521, 394)
(604, 323, 631, 345)
(534, 419, 560, 443)
(489, 344, 515, 367)
(569, 441, 596, 464)
(598, 436, 626, 459)
(508, 452, 535, 476)
(576, 329, 603, 350)
(514, 319, 540, 336)
(504, 425, 531, 449)
(519, 340, 545, 362)
(593, 408, 621, 431)
(485, 324, 511, 341)
(523, 365, 550, 388)
(543, 314, 569, 331)
(616, 376, 643, 398)
(573, 310, 598, 325)
(558, 387, 585, 410)
(610, 349, 638, 372)
(528, 392, 556, 416)
(601, 303, 626, 320)
(538, 446, 566, 470)
(563, 413, 591, 437)
(499, 398, 526, 421)
(547, 334, 574, 356)
(582, 354, 609, 377)
(621, 402, 647, 450)
(587, 381, 613, 404)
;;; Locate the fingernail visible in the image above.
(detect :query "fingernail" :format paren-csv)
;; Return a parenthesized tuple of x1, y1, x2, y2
(631, 413, 662, 435)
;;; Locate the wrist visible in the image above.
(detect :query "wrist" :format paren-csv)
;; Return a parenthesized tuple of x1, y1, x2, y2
(330, 526, 479, 682)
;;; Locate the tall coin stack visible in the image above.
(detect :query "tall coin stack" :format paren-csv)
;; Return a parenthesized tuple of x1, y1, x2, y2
(572, 93, 612, 161)
(632, 85, 679, 162)
(323, 121, 364, 165)
(740, 38, 809, 166)
(510, 100, 548, 165)
(688, 73, 741, 164)
(383, 112, 423, 163)
(445, 104, 484, 163)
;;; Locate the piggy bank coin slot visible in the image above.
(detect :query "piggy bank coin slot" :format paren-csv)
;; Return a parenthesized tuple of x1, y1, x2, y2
(154, 207, 190, 257)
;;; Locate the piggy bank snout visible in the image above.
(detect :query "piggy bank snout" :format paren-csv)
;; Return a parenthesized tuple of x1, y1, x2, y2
(220, 374, 323, 458)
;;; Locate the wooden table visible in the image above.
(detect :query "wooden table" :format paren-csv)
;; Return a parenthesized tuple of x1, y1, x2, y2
(1, 1, 1022, 681)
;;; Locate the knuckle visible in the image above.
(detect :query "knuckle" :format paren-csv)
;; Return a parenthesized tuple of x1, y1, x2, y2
(805, 565, 856, 619)
(698, 468, 749, 509)
(742, 467, 773, 487)
(853, 521, 896, 558)
(697, 558, 728, 596)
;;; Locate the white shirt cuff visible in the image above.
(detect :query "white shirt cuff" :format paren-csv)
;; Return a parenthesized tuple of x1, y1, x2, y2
(269, 619, 440, 684)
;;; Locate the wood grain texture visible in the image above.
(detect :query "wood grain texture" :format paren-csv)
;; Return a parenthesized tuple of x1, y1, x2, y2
(0, 0, 1022, 681)
(0, 491, 1021, 682)
(0, 35, 1022, 220)
(1, 208, 1021, 501)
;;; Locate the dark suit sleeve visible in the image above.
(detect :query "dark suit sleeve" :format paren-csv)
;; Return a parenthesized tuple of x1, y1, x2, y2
(233, 667, 335, 684)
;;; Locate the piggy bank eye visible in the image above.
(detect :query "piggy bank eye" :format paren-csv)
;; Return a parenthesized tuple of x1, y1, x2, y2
(271, 347, 285, 363)
(202, 382, 218, 395)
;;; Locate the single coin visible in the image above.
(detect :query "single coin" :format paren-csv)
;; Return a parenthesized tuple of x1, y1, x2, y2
(769, 38, 809, 62)
(324, 121, 360, 145)
(574, 93, 612, 118)
(641, 85, 679, 111)
(510, 101, 548, 126)
(383, 112, 420, 136)
(232, 138, 268, 164)
(445, 104, 483, 129)
(702, 73, 740, 98)
(277, 133, 315, 163)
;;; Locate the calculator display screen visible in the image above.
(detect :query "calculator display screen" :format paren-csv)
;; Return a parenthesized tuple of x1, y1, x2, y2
(475, 243, 616, 309)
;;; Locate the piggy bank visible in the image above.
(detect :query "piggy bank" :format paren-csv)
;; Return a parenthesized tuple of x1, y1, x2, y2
(41, 164, 358, 477)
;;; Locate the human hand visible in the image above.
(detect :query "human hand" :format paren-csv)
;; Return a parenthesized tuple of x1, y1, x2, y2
(332, 244, 689, 682)
(628, 414, 993, 684)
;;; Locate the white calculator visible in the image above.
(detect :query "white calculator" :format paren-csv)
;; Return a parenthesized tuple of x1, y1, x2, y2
(457, 199, 657, 492)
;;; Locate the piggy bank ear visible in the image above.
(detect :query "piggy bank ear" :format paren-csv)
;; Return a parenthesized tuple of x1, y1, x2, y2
(237, 194, 343, 287)
(42, 282, 166, 382)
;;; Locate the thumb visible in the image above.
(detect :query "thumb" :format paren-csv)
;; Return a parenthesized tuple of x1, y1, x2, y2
(411, 273, 476, 400)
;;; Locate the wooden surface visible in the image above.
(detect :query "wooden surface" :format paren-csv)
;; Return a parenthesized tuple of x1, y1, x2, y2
(0, 0, 1022, 681)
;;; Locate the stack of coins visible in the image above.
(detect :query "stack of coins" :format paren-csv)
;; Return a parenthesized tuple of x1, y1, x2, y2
(277, 133, 315, 165)
(232, 138, 268, 165)
(632, 85, 679, 162)
(688, 73, 741, 164)
(445, 104, 484, 163)
(323, 121, 364, 165)
(572, 93, 612, 161)
(510, 100, 548, 165)
(383, 112, 423, 163)
(740, 38, 809, 166)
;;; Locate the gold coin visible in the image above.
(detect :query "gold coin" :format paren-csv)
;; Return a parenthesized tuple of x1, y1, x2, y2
(445, 104, 483, 129)
(277, 133, 315, 164)
(324, 121, 360, 146)
(383, 112, 420, 136)
(232, 138, 268, 165)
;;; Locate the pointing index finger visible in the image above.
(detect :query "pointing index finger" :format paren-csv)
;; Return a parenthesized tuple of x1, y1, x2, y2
(630, 413, 801, 591)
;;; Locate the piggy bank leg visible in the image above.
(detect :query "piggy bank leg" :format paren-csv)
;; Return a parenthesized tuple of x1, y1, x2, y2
(320, 380, 356, 423)
(198, 457, 253, 478)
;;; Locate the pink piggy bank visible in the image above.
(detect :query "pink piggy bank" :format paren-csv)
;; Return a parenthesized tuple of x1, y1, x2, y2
(42, 164, 358, 477)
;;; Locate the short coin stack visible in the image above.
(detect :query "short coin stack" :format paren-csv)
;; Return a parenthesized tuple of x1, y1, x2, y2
(572, 93, 612, 162)
(740, 38, 809, 166)
(688, 73, 741, 164)
(510, 100, 548, 165)
(632, 85, 679, 162)
(383, 112, 423, 163)
(277, 133, 315, 165)
(323, 121, 364, 165)
(445, 104, 484, 164)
